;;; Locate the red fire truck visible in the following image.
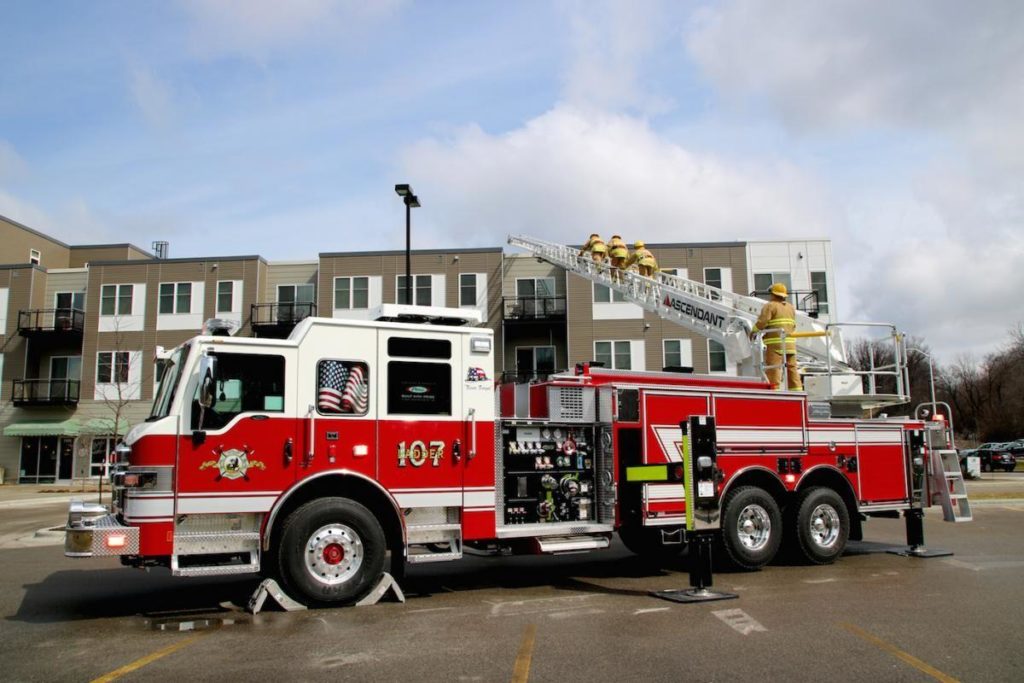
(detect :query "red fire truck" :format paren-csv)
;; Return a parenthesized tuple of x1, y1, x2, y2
(65, 303, 964, 606)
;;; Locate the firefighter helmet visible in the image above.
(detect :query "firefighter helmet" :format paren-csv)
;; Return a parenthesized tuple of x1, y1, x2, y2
(634, 240, 645, 248)
(769, 282, 788, 298)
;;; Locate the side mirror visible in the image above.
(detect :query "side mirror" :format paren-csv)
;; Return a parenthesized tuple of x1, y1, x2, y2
(197, 354, 217, 408)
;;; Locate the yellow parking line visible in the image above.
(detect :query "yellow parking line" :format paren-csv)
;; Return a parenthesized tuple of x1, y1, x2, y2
(511, 623, 537, 683)
(841, 623, 959, 683)
(90, 632, 207, 683)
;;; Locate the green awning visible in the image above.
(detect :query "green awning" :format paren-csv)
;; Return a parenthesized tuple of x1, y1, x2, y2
(82, 417, 131, 435)
(3, 419, 81, 437)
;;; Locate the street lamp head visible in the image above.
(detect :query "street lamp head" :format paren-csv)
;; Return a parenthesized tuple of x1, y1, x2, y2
(406, 194, 421, 208)
(395, 183, 412, 197)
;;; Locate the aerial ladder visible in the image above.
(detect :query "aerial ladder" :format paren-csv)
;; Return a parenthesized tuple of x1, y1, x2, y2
(508, 234, 910, 416)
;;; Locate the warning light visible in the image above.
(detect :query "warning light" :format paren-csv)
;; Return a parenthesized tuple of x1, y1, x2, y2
(106, 534, 126, 549)
(784, 474, 797, 484)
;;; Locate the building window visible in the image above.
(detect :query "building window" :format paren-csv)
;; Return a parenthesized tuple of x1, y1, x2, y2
(217, 281, 234, 313)
(90, 436, 116, 479)
(459, 273, 477, 307)
(595, 341, 631, 370)
(753, 273, 792, 298)
(159, 282, 192, 314)
(387, 361, 451, 415)
(708, 340, 727, 373)
(704, 268, 723, 290)
(29, 249, 41, 265)
(663, 339, 693, 369)
(593, 283, 627, 303)
(334, 276, 369, 310)
(396, 275, 432, 306)
(317, 360, 369, 415)
(810, 271, 829, 314)
(97, 351, 130, 384)
(55, 291, 85, 312)
(515, 346, 555, 381)
(194, 353, 286, 431)
(101, 284, 134, 316)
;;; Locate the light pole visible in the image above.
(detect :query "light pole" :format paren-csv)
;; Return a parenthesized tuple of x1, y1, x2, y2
(394, 184, 421, 305)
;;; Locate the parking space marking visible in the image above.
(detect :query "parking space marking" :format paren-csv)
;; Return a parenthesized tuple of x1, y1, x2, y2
(943, 558, 1024, 572)
(511, 624, 536, 683)
(802, 578, 838, 584)
(547, 608, 604, 619)
(633, 607, 671, 615)
(489, 595, 596, 617)
(712, 609, 767, 635)
(840, 623, 958, 683)
(90, 632, 208, 683)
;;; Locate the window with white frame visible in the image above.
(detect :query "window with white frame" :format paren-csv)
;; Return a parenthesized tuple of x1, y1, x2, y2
(94, 350, 142, 400)
(334, 276, 369, 309)
(217, 281, 234, 313)
(159, 282, 192, 314)
(459, 273, 477, 307)
(396, 275, 432, 306)
(595, 340, 632, 370)
(810, 271, 829, 314)
(663, 339, 693, 369)
(753, 272, 792, 297)
(708, 340, 727, 373)
(704, 268, 724, 290)
(97, 351, 130, 384)
(593, 283, 627, 303)
(101, 284, 134, 316)
(29, 249, 40, 265)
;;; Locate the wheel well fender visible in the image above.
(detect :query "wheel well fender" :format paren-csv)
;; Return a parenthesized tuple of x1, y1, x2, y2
(263, 472, 405, 558)
(796, 465, 862, 540)
(720, 467, 788, 511)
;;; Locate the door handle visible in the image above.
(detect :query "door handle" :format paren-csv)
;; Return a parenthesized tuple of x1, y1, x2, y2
(452, 439, 462, 463)
(284, 437, 293, 466)
(468, 408, 477, 460)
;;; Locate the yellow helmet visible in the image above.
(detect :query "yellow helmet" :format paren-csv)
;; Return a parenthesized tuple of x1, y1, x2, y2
(611, 234, 622, 240)
(589, 233, 599, 239)
(634, 240, 645, 248)
(769, 282, 788, 298)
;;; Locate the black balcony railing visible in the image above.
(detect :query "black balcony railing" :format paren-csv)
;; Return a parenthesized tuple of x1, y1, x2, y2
(499, 370, 560, 384)
(250, 302, 316, 337)
(13, 379, 81, 406)
(503, 296, 567, 321)
(749, 290, 823, 318)
(18, 308, 85, 336)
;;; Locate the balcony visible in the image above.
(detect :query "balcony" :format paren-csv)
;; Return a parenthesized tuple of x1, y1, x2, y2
(499, 370, 559, 384)
(502, 296, 567, 322)
(13, 379, 81, 407)
(18, 309, 85, 338)
(250, 302, 317, 338)
(749, 290, 823, 318)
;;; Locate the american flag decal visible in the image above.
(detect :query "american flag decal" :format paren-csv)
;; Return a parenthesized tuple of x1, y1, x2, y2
(318, 361, 369, 413)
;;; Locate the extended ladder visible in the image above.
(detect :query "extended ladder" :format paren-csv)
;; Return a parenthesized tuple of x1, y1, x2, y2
(930, 449, 972, 522)
(508, 234, 909, 412)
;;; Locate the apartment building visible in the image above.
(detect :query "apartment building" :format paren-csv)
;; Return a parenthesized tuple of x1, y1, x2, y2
(0, 214, 833, 484)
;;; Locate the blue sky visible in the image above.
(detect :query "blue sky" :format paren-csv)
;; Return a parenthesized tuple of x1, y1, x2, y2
(1, 1, 1021, 361)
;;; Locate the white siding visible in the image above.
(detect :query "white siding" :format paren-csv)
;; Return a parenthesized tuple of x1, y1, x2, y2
(157, 281, 205, 331)
(98, 283, 146, 332)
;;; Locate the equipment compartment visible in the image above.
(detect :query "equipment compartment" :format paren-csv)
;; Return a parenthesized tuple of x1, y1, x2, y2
(501, 424, 596, 524)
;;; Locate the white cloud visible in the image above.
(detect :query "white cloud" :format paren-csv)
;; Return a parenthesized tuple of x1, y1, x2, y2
(128, 65, 177, 129)
(0, 141, 29, 182)
(560, 0, 676, 114)
(401, 105, 832, 250)
(179, 0, 403, 60)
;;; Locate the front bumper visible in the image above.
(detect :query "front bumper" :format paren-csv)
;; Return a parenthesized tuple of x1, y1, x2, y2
(64, 500, 140, 558)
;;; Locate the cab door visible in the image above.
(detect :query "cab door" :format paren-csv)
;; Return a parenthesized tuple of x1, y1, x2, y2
(376, 332, 464, 514)
(176, 347, 299, 514)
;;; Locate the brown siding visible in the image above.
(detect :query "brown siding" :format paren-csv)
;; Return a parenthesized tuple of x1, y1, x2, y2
(0, 216, 70, 268)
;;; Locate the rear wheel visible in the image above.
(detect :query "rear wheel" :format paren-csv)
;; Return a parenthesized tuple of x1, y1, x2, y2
(277, 497, 386, 606)
(719, 486, 782, 570)
(619, 525, 686, 562)
(790, 487, 849, 565)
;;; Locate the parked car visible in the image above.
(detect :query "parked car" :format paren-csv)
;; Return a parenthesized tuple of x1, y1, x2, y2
(974, 442, 1017, 472)
(958, 448, 978, 475)
(1007, 439, 1024, 456)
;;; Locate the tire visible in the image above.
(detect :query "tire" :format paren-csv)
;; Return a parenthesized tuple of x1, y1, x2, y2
(719, 486, 782, 570)
(790, 487, 849, 565)
(619, 525, 686, 562)
(277, 497, 386, 606)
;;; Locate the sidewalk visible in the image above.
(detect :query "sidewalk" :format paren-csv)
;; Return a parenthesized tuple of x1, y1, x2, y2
(0, 483, 110, 508)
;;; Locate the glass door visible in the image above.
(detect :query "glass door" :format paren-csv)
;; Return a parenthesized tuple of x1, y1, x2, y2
(50, 356, 82, 402)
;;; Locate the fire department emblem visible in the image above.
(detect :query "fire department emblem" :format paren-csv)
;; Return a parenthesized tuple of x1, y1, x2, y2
(199, 448, 265, 481)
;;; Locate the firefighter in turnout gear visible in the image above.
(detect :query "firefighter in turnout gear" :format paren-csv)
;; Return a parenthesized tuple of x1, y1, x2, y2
(751, 282, 802, 391)
(579, 233, 608, 263)
(608, 234, 628, 281)
(625, 240, 658, 277)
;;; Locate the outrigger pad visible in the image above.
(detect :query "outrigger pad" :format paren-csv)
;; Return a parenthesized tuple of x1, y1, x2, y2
(247, 578, 308, 614)
(356, 572, 406, 607)
(886, 546, 954, 558)
(651, 588, 738, 604)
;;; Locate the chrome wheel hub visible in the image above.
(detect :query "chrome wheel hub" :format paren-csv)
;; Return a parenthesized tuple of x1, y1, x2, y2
(305, 524, 363, 586)
(808, 504, 840, 548)
(736, 504, 771, 551)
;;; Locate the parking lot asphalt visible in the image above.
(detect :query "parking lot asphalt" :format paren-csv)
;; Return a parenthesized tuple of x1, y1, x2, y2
(2, 485, 1024, 682)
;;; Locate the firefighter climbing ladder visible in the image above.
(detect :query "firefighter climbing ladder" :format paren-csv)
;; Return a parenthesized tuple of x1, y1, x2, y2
(508, 234, 910, 412)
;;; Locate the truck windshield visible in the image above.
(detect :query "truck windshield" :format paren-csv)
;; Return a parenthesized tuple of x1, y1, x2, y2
(148, 343, 190, 420)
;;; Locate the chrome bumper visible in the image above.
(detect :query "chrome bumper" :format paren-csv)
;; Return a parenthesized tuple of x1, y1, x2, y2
(64, 500, 140, 558)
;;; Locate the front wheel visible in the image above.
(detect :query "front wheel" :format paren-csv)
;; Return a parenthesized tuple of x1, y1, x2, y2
(790, 487, 849, 565)
(277, 497, 386, 606)
(719, 486, 782, 570)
